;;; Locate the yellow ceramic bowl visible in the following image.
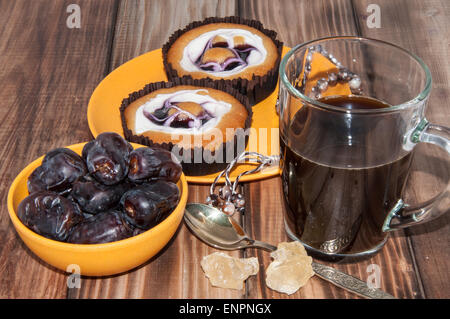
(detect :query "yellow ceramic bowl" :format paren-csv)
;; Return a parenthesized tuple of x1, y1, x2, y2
(7, 142, 188, 276)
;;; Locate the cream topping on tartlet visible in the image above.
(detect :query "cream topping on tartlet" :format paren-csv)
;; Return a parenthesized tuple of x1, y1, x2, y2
(179, 28, 267, 77)
(134, 89, 232, 135)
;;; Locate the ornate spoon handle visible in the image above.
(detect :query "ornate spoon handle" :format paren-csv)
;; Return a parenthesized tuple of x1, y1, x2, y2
(311, 262, 396, 299)
(247, 239, 395, 299)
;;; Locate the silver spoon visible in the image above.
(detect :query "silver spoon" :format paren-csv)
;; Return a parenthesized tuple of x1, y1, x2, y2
(184, 203, 396, 299)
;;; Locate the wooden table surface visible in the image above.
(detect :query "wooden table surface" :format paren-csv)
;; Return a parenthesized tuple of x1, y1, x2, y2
(0, 0, 448, 299)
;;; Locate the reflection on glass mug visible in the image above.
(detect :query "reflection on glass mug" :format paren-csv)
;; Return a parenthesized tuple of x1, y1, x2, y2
(278, 36, 449, 259)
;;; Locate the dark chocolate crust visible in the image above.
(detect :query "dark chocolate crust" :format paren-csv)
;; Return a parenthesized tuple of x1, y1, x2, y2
(162, 16, 284, 105)
(119, 77, 253, 176)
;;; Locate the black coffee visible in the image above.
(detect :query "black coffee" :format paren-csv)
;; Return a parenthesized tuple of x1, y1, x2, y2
(318, 95, 391, 110)
(280, 95, 413, 256)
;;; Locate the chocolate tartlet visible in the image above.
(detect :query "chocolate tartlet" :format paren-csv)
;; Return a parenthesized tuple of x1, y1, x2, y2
(120, 78, 252, 175)
(163, 16, 283, 104)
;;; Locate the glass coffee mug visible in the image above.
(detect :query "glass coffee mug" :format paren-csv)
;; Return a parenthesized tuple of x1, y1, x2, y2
(278, 36, 449, 259)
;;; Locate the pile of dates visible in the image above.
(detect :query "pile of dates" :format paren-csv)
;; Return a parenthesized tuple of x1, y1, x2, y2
(17, 132, 182, 244)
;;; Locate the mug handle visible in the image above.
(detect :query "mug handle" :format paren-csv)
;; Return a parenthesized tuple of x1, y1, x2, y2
(383, 119, 450, 232)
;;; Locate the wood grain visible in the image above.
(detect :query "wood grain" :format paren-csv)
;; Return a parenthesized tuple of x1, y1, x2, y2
(0, 0, 118, 298)
(0, 0, 447, 299)
(352, 0, 450, 299)
(110, 0, 237, 69)
(237, 0, 359, 47)
(239, 0, 427, 299)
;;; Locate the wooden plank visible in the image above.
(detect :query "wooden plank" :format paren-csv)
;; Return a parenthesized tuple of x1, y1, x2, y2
(237, 0, 359, 47)
(110, 0, 237, 69)
(239, 0, 424, 298)
(2, 0, 445, 300)
(352, 0, 450, 299)
(0, 0, 118, 298)
(68, 0, 243, 299)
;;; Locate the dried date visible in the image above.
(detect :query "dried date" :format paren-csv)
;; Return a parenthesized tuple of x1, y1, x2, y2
(27, 148, 87, 195)
(17, 191, 84, 241)
(83, 132, 133, 185)
(120, 180, 180, 230)
(67, 210, 133, 244)
(128, 147, 182, 183)
(71, 176, 132, 215)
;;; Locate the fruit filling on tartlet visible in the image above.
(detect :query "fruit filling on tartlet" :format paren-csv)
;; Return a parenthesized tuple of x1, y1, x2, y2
(180, 29, 267, 77)
(121, 84, 251, 162)
(134, 89, 232, 135)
